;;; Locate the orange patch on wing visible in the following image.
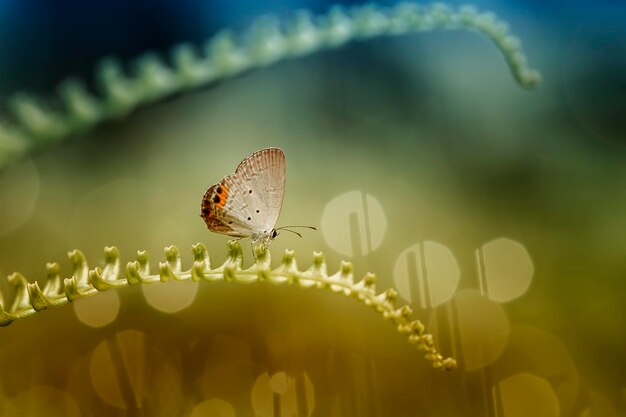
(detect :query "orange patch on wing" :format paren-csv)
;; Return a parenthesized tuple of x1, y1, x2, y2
(215, 183, 229, 209)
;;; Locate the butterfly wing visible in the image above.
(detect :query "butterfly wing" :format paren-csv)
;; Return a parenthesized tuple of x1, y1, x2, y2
(200, 183, 247, 237)
(201, 148, 286, 238)
(235, 147, 286, 233)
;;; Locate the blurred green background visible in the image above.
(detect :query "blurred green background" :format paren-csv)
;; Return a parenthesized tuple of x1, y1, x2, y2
(0, 0, 625, 416)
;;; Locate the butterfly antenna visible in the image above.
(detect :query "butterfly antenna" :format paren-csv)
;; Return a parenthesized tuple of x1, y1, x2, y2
(275, 225, 316, 239)
(280, 228, 303, 238)
(276, 226, 317, 231)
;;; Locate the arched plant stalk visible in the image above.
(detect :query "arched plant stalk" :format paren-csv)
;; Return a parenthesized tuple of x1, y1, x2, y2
(0, 2, 540, 169)
(0, 240, 457, 371)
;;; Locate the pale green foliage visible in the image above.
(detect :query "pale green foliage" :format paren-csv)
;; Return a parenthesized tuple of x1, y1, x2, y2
(0, 2, 540, 170)
(0, 241, 456, 371)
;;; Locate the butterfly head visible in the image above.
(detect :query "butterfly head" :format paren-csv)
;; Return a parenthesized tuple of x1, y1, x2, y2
(251, 226, 315, 247)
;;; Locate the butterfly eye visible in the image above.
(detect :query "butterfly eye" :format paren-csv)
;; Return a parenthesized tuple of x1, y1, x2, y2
(272, 230, 278, 239)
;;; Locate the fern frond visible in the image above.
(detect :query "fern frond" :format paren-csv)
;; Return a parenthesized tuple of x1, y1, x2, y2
(0, 2, 540, 170)
(0, 241, 456, 371)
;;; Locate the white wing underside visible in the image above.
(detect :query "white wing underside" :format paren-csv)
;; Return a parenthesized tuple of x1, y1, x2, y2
(218, 148, 285, 237)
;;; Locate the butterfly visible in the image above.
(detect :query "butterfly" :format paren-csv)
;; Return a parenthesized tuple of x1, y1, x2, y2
(200, 147, 315, 248)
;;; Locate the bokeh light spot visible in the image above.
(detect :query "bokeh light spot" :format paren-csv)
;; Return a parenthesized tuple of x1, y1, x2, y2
(269, 372, 289, 395)
(142, 279, 198, 313)
(0, 158, 39, 236)
(251, 371, 315, 417)
(90, 330, 149, 409)
(499, 373, 559, 417)
(453, 289, 510, 371)
(477, 237, 534, 303)
(498, 325, 579, 415)
(394, 241, 460, 308)
(2, 385, 81, 417)
(190, 398, 236, 417)
(321, 191, 386, 257)
(73, 289, 120, 327)
(90, 339, 127, 409)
